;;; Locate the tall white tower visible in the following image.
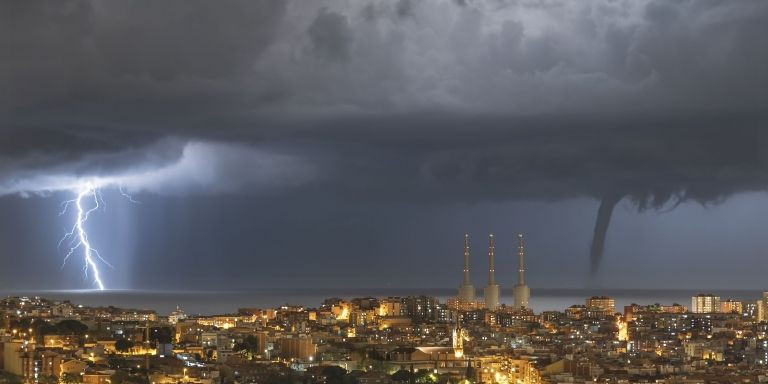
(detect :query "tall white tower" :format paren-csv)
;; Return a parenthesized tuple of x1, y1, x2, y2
(483, 234, 500, 310)
(457, 234, 476, 303)
(513, 233, 530, 309)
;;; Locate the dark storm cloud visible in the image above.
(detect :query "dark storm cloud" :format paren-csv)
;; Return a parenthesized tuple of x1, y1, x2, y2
(92, 1, 286, 80)
(6, 0, 766, 124)
(1, 0, 286, 101)
(306, 8, 352, 61)
(296, 113, 767, 207)
(0, 0, 300, 194)
(348, 115, 768, 272)
(1, 0, 768, 273)
(1, 0, 288, 157)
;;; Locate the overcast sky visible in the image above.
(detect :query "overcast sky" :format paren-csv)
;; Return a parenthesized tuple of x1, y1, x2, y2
(1, 0, 767, 291)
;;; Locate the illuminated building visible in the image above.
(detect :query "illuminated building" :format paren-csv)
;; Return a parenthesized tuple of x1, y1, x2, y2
(278, 335, 316, 360)
(565, 305, 587, 320)
(457, 234, 476, 304)
(390, 346, 480, 373)
(255, 331, 268, 357)
(377, 297, 405, 317)
(483, 234, 500, 311)
(512, 233, 530, 309)
(404, 295, 437, 323)
(462, 309, 484, 322)
(743, 301, 758, 319)
(3, 339, 35, 378)
(349, 309, 376, 326)
(59, 359, 88, 376)
(378, 316, 411, 330)
(276, 306, 311, 327)
(720, 298, 743, 314)
(586, 296, 615, 313)
(691, 294, 720, 313)
(51, 302, 75, 317)
(616, 317, 628, 341)
(39, 351, 62, 377)
(201, 332, 234, 351)
(110, 309, 157, 322)
(661, 303, 688, 313)
(623, 303, 688, 321)
(321, 299, 351, 321)
(435, 303, 454, 323)
(758, 292, 768, 321)
(476, 356, 541, 384)
(43, 335, 77, 349)
(351, 297, 379, 310)
(196, 315, 243, 329)
(447, 297, 484, 311)
(83, 372, 112, 384)
(168, 306, 187, 324)
(451, 317, 468, 358)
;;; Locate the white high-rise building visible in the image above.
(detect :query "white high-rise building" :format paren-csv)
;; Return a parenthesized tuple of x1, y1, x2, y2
(757, 292, 768, 321)
(691, 294, 721, 313)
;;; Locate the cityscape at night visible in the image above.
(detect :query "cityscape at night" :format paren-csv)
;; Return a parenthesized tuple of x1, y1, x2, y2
(2, 0, 768, 383)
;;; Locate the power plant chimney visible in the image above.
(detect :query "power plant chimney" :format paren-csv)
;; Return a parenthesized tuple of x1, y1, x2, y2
(517, 233, 525, 285)
(488, 234, 495, 284)
(513, 233, 530, 309)
(463, 234, 471, 286)
(458, 234, 476, 303)
(483, 234, 500, 310)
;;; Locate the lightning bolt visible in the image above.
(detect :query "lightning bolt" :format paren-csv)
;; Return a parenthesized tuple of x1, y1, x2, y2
(58, 182, 128, 290)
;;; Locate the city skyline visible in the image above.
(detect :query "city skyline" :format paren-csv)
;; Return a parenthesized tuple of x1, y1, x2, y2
(2, 287, 766, 384)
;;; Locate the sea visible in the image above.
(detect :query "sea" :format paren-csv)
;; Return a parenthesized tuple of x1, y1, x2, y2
(0, 288, 764, 316)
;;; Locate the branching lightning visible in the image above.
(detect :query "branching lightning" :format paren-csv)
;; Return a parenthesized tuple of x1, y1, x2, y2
(58, 182, 137, 290)
(119, 185, 141, 204)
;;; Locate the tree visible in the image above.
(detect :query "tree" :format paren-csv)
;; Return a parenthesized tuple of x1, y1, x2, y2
(320, 366, 347, 384)
(9, 317, 33, 330)
(110, 371, 129, 384)
(108, 353, 127, 369)
(414, 370, 436, 384)
(359, 347, 386, 372)
(37, 323, 59, 335)
(61, 373, 80, 384)
(233, 335, 261, 359)
(262, 372, 297, 384)
(149, 327, 173, 344)
(367, 349, 385, 361)
(56, 320, 88, 335)
(0, 372, 24, 384)
(39, 375, 58, 384)
(115, 338, 135, 353)
(391, 370, 413, 383)
(124, 375, 149, 384)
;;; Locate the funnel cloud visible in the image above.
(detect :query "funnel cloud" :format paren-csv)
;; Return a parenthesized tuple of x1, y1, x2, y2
(590, 195, 622, 275)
